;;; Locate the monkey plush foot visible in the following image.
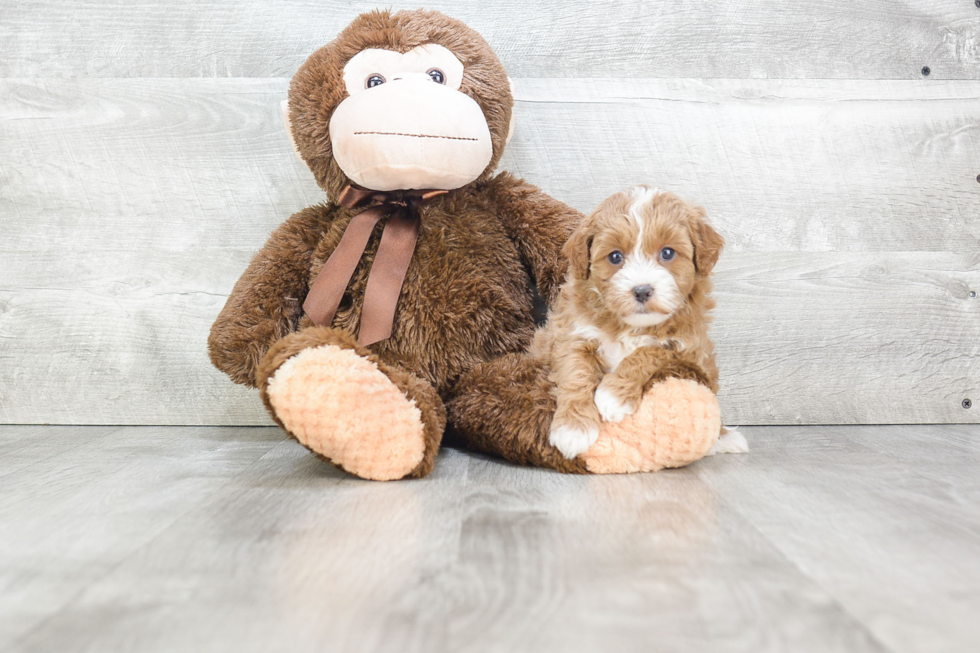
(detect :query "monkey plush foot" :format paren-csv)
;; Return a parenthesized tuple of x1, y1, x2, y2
(259, 328, 445, 481)
(581, 378, 720, 474)
(266, 345, 426, 480)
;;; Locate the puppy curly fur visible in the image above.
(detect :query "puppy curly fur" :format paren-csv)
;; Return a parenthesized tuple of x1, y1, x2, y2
(530, 186, 725, 459)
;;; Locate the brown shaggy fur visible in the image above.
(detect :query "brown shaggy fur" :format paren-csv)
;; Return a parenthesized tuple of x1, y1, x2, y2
(208, 9, 581, 478)
(532, 187, 723, 450)
(445, 353, 589, 474)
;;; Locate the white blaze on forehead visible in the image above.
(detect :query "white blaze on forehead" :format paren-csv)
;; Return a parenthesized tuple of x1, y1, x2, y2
(623, 185, 661, 259)
(629, 185, 661, 202)
(614, 184, 678, 322)
(612, 186, 681, 327)
(627, 185, 661, 232)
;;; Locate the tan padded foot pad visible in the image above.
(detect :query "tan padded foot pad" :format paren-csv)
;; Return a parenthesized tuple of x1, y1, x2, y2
(582, 378, 720, 474)
(266, 345, 426, 481)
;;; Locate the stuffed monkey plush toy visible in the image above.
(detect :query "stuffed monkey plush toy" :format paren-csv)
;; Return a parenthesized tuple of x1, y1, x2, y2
(208, 9, 721, 480)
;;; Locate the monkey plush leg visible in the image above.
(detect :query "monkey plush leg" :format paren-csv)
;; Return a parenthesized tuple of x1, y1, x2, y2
(448, 354, 720, 474)
(446, 353, 589, 474)
(257, 327, 445, 481)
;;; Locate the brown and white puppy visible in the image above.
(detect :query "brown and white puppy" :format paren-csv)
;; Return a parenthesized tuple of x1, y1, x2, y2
(531, 186, 747, 459)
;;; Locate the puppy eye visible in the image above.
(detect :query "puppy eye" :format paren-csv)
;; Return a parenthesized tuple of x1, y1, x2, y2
(427, 68, 446, 84)
(607, 251, 624, 265)
(366, 74, 386, 88)
(660, 247, 676, 262)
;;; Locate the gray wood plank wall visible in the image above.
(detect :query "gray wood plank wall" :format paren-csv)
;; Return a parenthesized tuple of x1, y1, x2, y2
(1, 2, 978, 426)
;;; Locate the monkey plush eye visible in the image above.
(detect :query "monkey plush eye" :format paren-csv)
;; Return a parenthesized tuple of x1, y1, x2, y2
(660, 247, 676, 262)
(366, 74, 386, 89)
(607, 251, 624, 265)
(427, 68, 446, 84)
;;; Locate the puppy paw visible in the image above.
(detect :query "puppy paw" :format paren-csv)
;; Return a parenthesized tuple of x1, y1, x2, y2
(594, 383, 636, 423)
(549, 422, 600, 459)
(706, 429, 750, 456)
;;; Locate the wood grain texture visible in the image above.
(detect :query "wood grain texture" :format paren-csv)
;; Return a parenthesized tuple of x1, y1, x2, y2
(0, 424, 121, 479)
(0, 78, 321, 253)
(0, 425, 286, 650)
(0, 250, 976, 425)
(714, 252, 979, 425)
(2, 77, 979, 424)
(2, 1, 980, 79)
(5, 78, 979, 253)
(695, 425, 980, 652)
(508, 78, 980, 253)
(4, 425, 980, 652)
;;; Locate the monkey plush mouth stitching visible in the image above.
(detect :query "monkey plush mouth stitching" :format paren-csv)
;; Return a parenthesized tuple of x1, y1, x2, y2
(354, 131, 479, 141)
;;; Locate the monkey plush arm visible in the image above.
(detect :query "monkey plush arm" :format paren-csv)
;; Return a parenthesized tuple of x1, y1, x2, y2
(488, 173, 583, 305)
(208, 205, 337, 388)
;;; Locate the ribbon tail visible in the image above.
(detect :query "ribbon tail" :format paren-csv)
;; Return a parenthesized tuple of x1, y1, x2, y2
(303, 206, 385, 327)
(358, 210, 421, 346)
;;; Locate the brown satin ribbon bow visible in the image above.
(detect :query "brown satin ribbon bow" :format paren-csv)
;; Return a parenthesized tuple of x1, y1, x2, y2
(303, 184, 447, 346)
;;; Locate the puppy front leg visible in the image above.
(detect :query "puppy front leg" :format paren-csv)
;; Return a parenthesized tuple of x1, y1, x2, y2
(548, 342, 604, 459)
(595, 345, 675, 423)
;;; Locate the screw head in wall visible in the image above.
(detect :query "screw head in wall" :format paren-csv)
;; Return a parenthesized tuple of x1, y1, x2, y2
(921, 66, 931, 76)
(976, 173, 980, 183)
(971, 291, 978, 298)
(965, 399, 973, 409)
(976, 0, 980, 9)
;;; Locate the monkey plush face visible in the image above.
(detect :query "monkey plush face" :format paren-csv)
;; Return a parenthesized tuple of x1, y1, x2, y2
(288, 10, 514, 197)
(330, 44, 493, 191)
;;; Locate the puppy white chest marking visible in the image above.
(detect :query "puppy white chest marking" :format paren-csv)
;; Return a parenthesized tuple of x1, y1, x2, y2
(570, 320, 604, 341)
(598, 333, 655, 372)
(572, 319, 662, 373)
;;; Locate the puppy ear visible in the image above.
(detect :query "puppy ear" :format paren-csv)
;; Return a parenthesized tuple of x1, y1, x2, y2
(690, 207, 724, 275)
(562, 220, 594, 281)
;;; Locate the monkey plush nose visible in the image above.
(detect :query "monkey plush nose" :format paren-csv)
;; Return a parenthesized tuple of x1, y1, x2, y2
(632, 285, 654, 303)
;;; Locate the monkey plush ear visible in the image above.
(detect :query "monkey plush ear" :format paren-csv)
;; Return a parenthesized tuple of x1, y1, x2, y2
(689, 207, 724, 276)
(562, 221, 594, 281)
(280, 99, 304, 162)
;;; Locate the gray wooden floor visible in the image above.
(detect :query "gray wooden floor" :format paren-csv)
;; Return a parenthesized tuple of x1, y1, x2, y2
(1, 425, 978, 653)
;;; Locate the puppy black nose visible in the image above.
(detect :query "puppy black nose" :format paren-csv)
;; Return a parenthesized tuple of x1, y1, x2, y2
(632, 285, 654, 303)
